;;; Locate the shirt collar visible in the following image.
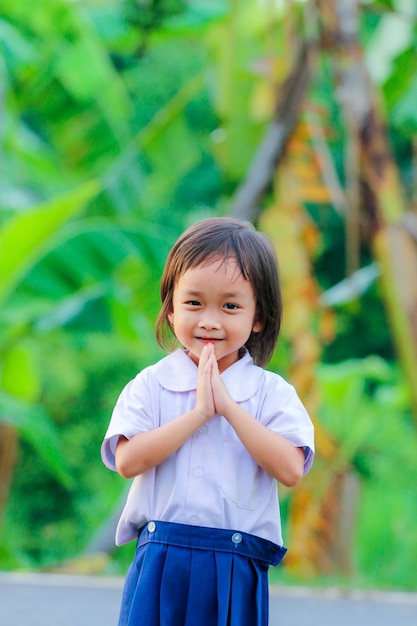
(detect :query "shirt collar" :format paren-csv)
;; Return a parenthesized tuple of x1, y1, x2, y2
(154, 349, 263, 402)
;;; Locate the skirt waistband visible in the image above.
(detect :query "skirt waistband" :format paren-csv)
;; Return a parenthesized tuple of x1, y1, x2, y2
(137, 520, 287, 567)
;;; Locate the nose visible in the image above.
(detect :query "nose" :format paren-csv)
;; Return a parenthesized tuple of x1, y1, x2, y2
(198, 309, 221, 330)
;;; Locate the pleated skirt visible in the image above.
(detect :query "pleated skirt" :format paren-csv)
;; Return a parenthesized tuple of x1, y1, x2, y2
(118, 520, 287, 626)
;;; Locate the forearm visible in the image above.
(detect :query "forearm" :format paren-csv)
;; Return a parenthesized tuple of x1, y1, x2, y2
(116, 346, 218, 479)
(223, 402, 305, 487)
(115, 409, 207, 478)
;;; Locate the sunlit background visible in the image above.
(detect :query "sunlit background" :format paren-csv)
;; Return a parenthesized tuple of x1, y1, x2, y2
(1, 0, 417, 592)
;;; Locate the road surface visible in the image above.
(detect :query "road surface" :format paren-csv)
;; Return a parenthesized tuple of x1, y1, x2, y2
(1, 572, 417, 625)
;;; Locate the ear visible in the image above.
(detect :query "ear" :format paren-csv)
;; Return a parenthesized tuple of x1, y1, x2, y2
(168, 310, 174, 325)
(252, 319, 263, 333)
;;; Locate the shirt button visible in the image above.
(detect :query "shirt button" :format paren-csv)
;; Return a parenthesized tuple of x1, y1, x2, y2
(199, 425, 208, 433)
(193, 467, 203, 477)
(190, 515, 199, 524)
(147, 521, 156, 533)
(232, 532, 242, 544)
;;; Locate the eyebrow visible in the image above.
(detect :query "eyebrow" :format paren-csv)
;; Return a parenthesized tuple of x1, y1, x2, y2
(180, 288, 250, 300)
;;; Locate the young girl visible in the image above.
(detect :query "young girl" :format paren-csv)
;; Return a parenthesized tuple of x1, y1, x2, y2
(101, 217, 314, 626)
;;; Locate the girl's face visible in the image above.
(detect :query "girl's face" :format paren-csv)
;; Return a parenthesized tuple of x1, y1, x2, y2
(168, 257, 262, 372)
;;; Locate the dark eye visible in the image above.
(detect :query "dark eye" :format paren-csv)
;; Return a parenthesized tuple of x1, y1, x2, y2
(187, 300, 201, 306)
(224, 303, 239, 310)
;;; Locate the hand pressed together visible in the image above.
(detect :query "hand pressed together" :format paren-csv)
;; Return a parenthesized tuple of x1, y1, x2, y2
(195, 343, 235, 420)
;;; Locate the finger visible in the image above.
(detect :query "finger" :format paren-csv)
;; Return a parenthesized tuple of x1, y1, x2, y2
(198, 344, 210, 369)
(200, 343, 216, 371)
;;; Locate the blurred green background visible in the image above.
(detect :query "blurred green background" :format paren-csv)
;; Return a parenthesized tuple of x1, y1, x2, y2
(1, 0, 417, 592)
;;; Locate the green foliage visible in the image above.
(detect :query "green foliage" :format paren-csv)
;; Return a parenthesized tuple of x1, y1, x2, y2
(126, 0, 187, 33)
(318, 357, 417, 590)
(2, 332, 159, 567)
(0, 391, 74, 489)
(0, 0, 416, 592)
(0, 182, 99, 303)
(317, 357, 413, 477)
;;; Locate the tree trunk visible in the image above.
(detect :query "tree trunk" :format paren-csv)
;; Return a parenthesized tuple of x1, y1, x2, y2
(230, 41, 313, 221)
(317, 0, 417, 421)
(0, 424, 18, 528)
(260, 139, 355, 576)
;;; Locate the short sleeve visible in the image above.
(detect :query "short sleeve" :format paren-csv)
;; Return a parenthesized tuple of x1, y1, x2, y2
(261, 375, 315, 475)
(101, 369, 155, 471)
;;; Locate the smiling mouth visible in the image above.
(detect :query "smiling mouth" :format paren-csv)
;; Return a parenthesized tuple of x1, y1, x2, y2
(197, 337, 222, 343)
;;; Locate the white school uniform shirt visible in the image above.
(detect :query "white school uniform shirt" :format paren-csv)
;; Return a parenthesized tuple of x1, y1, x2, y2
(101, 349, 314, 547)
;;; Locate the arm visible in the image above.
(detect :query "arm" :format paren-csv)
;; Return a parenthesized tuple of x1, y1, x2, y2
(218, 401, 304, 487)
(115, 347, 216, 479)
(208, 346, 305, 487)
(115, 410, 205, 478)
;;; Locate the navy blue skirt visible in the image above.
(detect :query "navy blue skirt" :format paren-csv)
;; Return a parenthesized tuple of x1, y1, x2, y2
(118, 521, 287, 626)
